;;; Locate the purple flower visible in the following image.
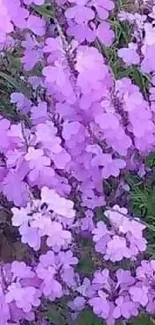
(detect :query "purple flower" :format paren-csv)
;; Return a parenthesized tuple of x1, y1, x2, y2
(67, 22, 96, 43)
(12, 207, 30, 227)
(11, 92, 31, 113)
(89, 291, 110, 319)
(0, 118, 11, 151)
(27, 15, 45, 36)
(97, 22, 114, 46)
(113, 296, 139, 319)
(25, 147, 51, 182)
(24, 0, 45, 4)
(20, 225, 41, 250)
(116, 269, 135, 288)
(118, 44, 140, 65)
(92, 221, 109, 242)
(6, 283, 41, 313)
(11, 261, 34, 280)
(68, 296, 86, 311)
(58, 250, 78, 269)
(46, 222, 72, 250)
(21, 48, 43, 71)
(65, 5, 94, 24)
(105, 236, 131, 262)
(3, 171, 29, 206)
(31, 102, 48, 124)
(89, 0, 114, 19)
(129, 285, 149, 307)
(41, 187, 75, 219)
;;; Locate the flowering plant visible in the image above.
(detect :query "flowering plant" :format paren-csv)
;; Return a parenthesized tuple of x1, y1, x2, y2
(0, 0, 155, 324)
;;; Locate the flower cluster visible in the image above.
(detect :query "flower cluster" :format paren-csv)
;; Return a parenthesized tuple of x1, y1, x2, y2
(0, 251, 78, 324)
(92, 205, 147, 262)
(12, 187, 75, 251)
(117, 10, 155, 73)
(88, 262, 155, 324)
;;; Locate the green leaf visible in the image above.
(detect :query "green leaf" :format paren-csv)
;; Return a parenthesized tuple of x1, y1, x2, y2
(145, 152, 155, 168)
(130, 67, 149, 98)
(31, 4, 55, 19)
(77, 256, 94, 275)
(45, 305, 66, 325)
(130, 314, 155, 325)
(9, 55, 21, 70)
(75, 309, 105, 325)
(0, 72, 32, 99)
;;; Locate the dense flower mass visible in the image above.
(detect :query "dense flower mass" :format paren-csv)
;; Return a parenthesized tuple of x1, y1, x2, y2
(92, 205, 147, 262)
(0, 0, 155, 324)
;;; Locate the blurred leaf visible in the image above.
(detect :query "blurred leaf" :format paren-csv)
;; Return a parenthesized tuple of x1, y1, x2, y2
(117, 0, 135, 10)
(0, 235, 14, 262)
(130, 67, 149, 98)
(9, 55, 21, 70)
(130, 314, 155, 325)
(13, 241, 31, 261)
(46, 305, 66, 325)
(31, 4, 55, 19)
(0, 72, 32, 99)
(77, 256, 94, 275)
(146, 152, 155, 168)
(75, 309, 105, 325)
(75, 309, 104, 325)
(110, 20, 132, 46)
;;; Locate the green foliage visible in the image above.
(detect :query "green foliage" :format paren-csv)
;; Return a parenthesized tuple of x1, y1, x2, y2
(130, 67, 150, 98)
(130, 314, 155, 325)
(75, 309, 105, 325)
(116, 0, 135, 11)
(0, 72, 32, 99)
(77, 256, 94, 275)
(45, 304, 66, 325)
(126, 171, 155, 256)
(31, 4, 55, 19)
(46, 306, 106, 325)
(45, 305, 155, 325)
(126, 174, 150, 217)
(146, 152, 155, 168)
(45, 300, 72, 325)
(76, 237, 95, 276)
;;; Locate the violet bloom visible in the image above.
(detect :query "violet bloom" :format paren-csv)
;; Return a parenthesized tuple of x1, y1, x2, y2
(36, 262, 63, 299)
(68, 296, 86, 311)
(27, 15, 45, 36)
(3, 170, 29, 207)
(46, 222, 72, 250)
(129, 285, 149, 307)
(97, 22, 115, 46)
(105, 236, 131, 262)
(21, 48, 43, 71)
(24, 0, 45, 4)
(41, 186, 75, 219)
(31, 101, 48, 124)
(6, 283, 41, 313)
(5, 0, 29, 29)
(0, 118, 11, 151)
(92, 205, 147, 262)
(113, 296, 139, 319)
(67, 22, 96, 43)
(89, 268, 138, 323)
(25, 147, 51, 183)
(65, 5, 94, 24)
(11, 92, 32, 113)
(118, 44, 140, 65)
(89, 291, 110, 319)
